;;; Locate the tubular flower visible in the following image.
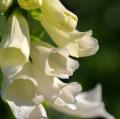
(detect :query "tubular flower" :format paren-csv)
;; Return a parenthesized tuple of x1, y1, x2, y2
(0, 11, 30, 67)
(1, 61, 37, 106)
(40, 21, 99, 58)
(17, 0, 42, 10)
(0, 0, 13, 12)
(31, 0, 78, 32)
(31, 39, 79, 79)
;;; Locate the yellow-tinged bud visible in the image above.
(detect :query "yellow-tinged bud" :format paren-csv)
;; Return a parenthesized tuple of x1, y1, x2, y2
(0, 0, 13, 12)
(31, 0, 78, 32)
(17, 0, 42, 10)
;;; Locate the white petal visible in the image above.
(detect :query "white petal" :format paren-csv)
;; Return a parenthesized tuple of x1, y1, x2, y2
(0, 11, 30, 67)
(32, 65, 61, 101)
(6, 101, 47, 119)
(1, 61, 37, 105)
(47, 48, 79, 79)
(66, 30, 99, 57)
(41, 21, 99, 58)
(31, 39, 79, 79)
(58, 82, 82, 104)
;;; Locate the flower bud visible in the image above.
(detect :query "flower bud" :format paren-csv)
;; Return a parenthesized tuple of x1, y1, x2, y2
(0, 0, 13, 12)
(31, 0, 78, 32)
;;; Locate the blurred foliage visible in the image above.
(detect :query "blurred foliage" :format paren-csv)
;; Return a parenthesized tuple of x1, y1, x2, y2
(0, 0, 120, 119)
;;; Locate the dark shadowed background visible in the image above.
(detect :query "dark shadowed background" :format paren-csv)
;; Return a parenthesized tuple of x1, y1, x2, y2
(0, 0, 120, 119)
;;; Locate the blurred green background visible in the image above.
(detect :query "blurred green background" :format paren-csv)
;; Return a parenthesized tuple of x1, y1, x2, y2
(0, 0, 120, 119)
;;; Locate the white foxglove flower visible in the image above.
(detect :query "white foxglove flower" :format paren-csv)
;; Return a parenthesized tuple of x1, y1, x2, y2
(18, 0, 42, 10)
(7, 101, 48, 119)
(1, 61, 37, 106)
(31, 39, 79, 79)
(0, 0, 13, 12)
(31, 0, 78, 32)
(32, 56, 81, 103)
(41, 21, 99, 58)
(0, 11, 30, 67)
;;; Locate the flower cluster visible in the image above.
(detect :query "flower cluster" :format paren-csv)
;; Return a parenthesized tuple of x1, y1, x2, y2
(0, 0, 114, 119)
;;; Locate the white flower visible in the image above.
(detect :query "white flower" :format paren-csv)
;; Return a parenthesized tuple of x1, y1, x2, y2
(7, 101, 48, 119)
(31, 0, 78, 32)
(32, 54, 81, 104)
(1, 61, 37, 106)
(0, 11, 30, 67)
(31, 38, 79, 79)
(40, 21, 99, 58)
(18, 0, 42, 10)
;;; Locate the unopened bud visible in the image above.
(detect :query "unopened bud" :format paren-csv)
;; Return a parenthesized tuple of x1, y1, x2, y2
(0, 0, 13, 12)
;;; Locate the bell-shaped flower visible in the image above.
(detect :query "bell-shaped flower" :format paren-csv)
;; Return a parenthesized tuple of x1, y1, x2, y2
(6, 101, 48, 119)
(1, 61, 37, 106)
(31, 38, 79, 79)
(31, 53, 81, 104)
(41, 21, 99, 58)
(17, 0, 42, 10)
(0, 11, 30, 67)
(31, 0, 78, 32)
(0, 0, 13, 12)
